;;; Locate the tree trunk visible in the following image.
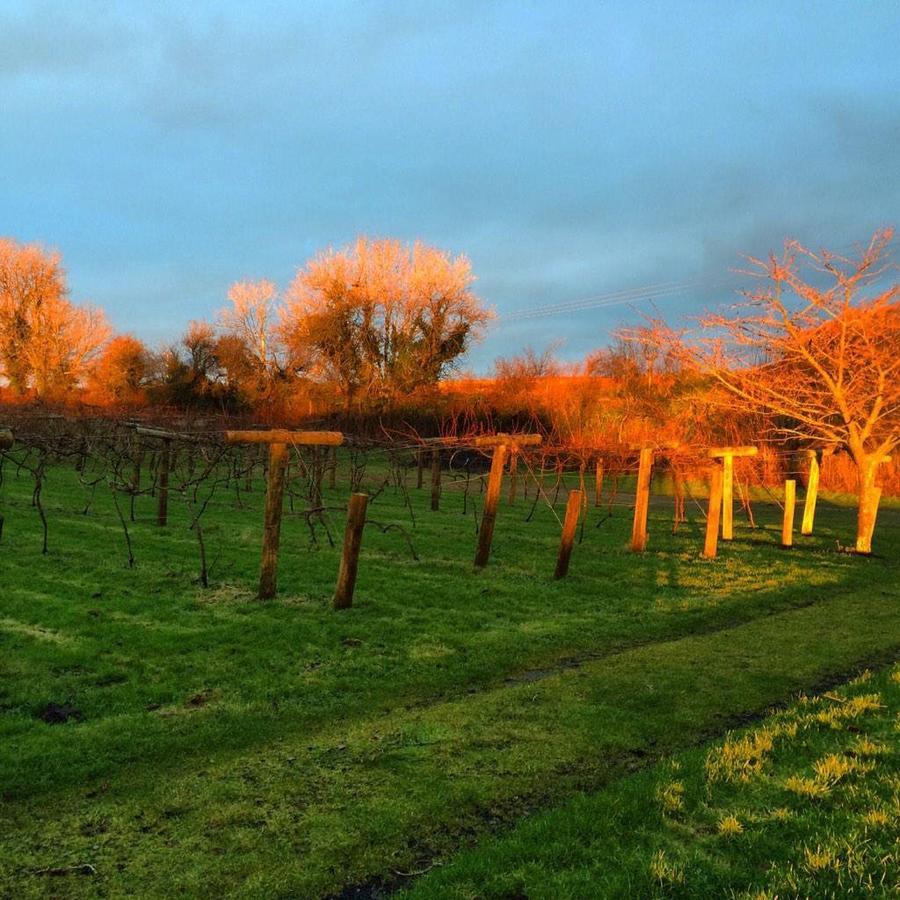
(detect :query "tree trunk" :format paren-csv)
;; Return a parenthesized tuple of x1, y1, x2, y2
(855, 456, 879, 554)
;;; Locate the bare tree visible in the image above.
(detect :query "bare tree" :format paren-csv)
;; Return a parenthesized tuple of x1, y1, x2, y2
(694, 228, 898, 552)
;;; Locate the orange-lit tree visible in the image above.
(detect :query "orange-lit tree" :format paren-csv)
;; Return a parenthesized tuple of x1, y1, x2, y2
(86, 334, 151, 408)
(695, 228, 898, 552)
(0, 237, 109, 400)
(280, 238, 491, 411)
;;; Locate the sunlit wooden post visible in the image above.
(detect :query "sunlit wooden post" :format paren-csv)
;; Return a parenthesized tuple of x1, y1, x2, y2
(554, 489, 583, 579)
(800, 449, 821, 536)
(703, 465, 724, 558)
(430, 448, 442, 511)
(594, 457, 604, 507)
(507, 451, 518, 505)
(225, 429, 343, 599)
(781, 479, 796, 548)
(631, 447, 653, 552)
(333, 493, 368, 609)
(474, 433, 542, 568)
(708, 446, 757, 540)
(135, 427, 181, 527)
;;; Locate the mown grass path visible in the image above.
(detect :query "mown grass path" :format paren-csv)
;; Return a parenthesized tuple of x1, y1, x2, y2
(1, 460, 897, 896)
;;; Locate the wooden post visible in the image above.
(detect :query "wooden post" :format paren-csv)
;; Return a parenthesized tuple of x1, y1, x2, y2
(333, 493, 368, 609)
(474, 444, 507, 568)
(416, 449, 424, 489)
(703, 465, 724, 558)
(430, 448, 441, 511)
(782, 479, 796, 548)
(708, 446, 757, 540)
(801, 450, 820, 536)
(631, 447, 653, 552)
(594, 458, 604, 507)
(554, 489, 583, 579)
(225, 430, 343, 599)
(157, 438, 172, 527)
(0, 427, 14, 449)
(473, 434, 542, 568)
(507, 451, 518, 505)
(259, 442, 288, 599)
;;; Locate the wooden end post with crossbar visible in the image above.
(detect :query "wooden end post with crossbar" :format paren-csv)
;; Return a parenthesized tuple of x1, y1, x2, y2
(707, 446, 758, 541)
(135, 427, 178, 527)
(225, 430, 343, 599)
(473, 433, 542, 568)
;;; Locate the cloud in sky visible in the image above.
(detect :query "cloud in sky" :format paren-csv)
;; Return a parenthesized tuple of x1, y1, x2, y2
(1, 0, 897, 370)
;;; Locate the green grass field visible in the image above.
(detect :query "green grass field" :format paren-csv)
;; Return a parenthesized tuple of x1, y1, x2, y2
(0, 454, 897, 897)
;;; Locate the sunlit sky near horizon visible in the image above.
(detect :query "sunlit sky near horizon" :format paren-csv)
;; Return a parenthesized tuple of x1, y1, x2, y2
(2, 0, 898, 372)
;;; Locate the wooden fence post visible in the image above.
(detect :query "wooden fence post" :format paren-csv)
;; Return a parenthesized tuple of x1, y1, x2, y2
(708, 446, 757, 540)
(472, 433, 542, 568)
(333, 493, 368, 609)
(225, 429, 343, 599)
(721, 452, 734, 540)
(259, 442, 289, 599)
(781, 479, 796, 548)
(157, 437, 172, 527)
(507, 451, 518, 505)
(594, 458, 604, 507)
(475, 443, 507, 568)
(430, 448, 441, 511)
(800, 449, 821, 536)
(554, 489, 583, 579)
(703, 465, 724, 558)
(416, 450, 424, 489)
(630, 447, 653, 552)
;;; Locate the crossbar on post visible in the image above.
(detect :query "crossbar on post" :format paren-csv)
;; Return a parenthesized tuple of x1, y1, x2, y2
(225, 429, 345, 599)
(708, 446, 757, 541)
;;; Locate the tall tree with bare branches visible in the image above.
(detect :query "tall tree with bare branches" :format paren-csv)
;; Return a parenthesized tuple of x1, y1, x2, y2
(693, 228, 898, 552)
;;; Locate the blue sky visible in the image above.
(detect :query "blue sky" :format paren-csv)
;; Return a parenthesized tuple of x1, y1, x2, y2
(1, 1, 898, 371)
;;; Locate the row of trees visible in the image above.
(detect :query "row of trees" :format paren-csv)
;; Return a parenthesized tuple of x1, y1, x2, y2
(0, 237, 491, 415)
(2, 229, 897, 548)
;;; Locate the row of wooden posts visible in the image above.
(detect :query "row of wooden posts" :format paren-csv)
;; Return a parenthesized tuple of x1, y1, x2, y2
(3, 424, 888, 608)
(224, 432, 884, 604)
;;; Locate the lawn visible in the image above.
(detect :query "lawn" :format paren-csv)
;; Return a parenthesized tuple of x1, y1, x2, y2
(406, 662, 900, 899)
(0, 451, 897, 897)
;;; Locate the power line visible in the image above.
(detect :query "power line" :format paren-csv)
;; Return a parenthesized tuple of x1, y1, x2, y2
(496, 238, 896, 326)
